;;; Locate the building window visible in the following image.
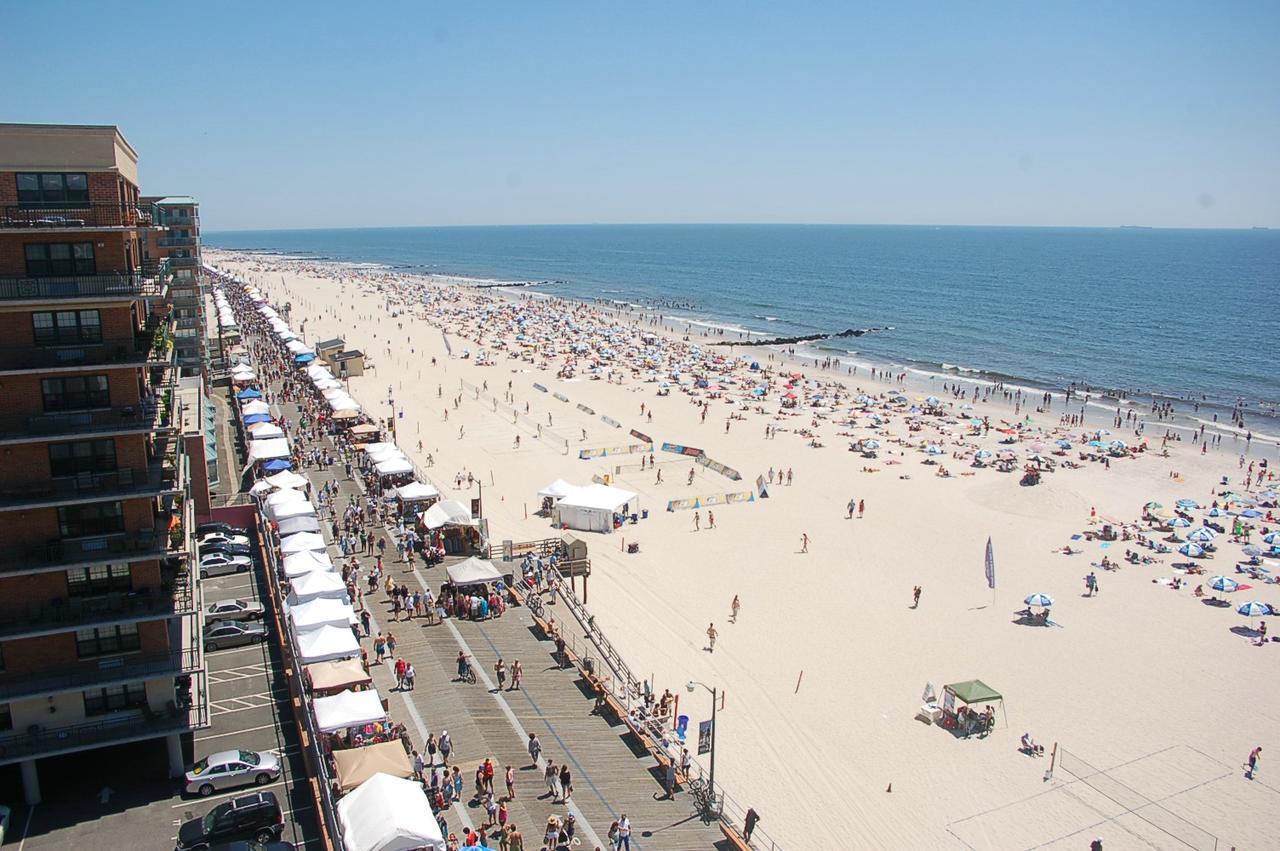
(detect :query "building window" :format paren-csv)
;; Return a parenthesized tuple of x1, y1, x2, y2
(75, 623, 140, 658)
(32, 309, 103, 346)
(41, 375, 111, 411)
(58, 501, 124, 538)
(49, 439, 117, 478)
(24, 242, 96, 277)
(66, 564, 132, 597)
(16, 172, 90, 205)
(83, 683, 147, 716)
(0, 703, 11, 732)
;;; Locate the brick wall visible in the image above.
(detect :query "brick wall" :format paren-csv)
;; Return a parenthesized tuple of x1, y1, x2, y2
(0, 433, 149, 486)
(0, 618, 171, 675)
(0, 231, 140, 277)
(0, 368, 143, 418)
(0, 495, 159, 550)
(0, 304, 138, 347)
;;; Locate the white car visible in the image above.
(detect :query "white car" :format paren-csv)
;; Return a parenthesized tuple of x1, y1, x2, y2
(199, 552, 252, 578)
(205, 598, 266, 621)
(198, 532, 251, 548)
(184, 749, 281, 797)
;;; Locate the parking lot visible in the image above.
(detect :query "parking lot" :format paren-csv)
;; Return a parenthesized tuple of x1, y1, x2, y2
(5, 553, 323, 850)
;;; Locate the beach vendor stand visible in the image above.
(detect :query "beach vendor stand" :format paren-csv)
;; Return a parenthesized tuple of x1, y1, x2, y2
(305, 658, 373, 697)
(337, 772, 445, 851)
(332, 740, 414, 792)
(940, 679, 1006, 737)
(553, 483, 638, 533)
(420, 498, 483, 554)
(394, 480, 439, 519)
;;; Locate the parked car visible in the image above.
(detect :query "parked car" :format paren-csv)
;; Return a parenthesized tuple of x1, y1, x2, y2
(198, 533, 251, 548)
(0, 804, 10, 844)
(205, 598, 266, 621)
(199, 553, 253, 579)
(175, 791, 283, 850)
(184, 749, 281, 797)
(197, 522, 249, 539)
(200, 542, 254, 557)
(204, 620, 267, 651)
(208, 842, 294, 851)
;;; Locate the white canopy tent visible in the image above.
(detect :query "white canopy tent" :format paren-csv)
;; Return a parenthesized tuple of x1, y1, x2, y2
(395, 481, 439, 501)
(337, 772, 445, 851)
(295, 623, 360, 663)
(538, 479, 577, 500)
(269, 500, 318, 521)
(422, 499, 477, 530)
(248, 437, 291, 463)
(265, 469, 309, 489)
(281, 550, 335, 578)
(279, 531, 327, 554)
(264, 487, 308, 508)
(288, 571, 348, 604)
(289, 597, 358, 632)
(240, 400, 271, 417)
(247, 423, 285, 440)
(313, 688, 386, 733)
(374, 457, 414, 476)
(446, 556, 504, 586)
(554, 484, 638, 533)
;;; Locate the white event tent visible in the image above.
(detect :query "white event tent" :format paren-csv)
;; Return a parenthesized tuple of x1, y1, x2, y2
(295, 623, 360, 663)
(554, 484, 638, 533)
(337, 773, 445, 851)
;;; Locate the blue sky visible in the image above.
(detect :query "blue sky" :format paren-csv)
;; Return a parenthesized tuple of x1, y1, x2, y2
(6, 1, 1278, 230)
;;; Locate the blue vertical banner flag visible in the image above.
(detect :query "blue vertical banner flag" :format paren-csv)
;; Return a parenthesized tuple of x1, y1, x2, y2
(985, 536, 996, 590)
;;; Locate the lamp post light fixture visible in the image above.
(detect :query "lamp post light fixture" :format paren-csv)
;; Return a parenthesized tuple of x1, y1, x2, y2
(686, 679, 717, 802)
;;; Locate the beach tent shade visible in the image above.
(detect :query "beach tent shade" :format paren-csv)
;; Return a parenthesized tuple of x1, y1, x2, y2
(944, 680, 1003, 705)
(289, 596, 358, 632)
(280, 531, 327, 554)
(277, 515, 322, 537)
(295, 623, 360, 663)
(282, 549, 335, 578)
(265, 469, 309, 489)
(422, 499, 477, 530)
(554, 483, 638, 533)
(538, 479, 576, 500)
(313, 688, 386, 733)
(337, 772, 445, 851)
(446, 556, 504, 586)
(333, 740, 414, 792)
(288, 570, 348, 604)
(250, 480, 274, 495)
(305, 658, 372, 694)
(395, 481, 439, 501)
(242, 413, 272, 425)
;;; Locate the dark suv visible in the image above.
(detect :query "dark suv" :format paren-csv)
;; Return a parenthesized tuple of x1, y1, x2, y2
(176, 791, 283, 850)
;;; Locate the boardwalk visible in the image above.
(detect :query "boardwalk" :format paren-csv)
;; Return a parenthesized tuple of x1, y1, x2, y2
(252, 383, 731, 849)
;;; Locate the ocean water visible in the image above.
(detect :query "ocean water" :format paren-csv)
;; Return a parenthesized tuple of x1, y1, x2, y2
(205, 224, 1280, 421)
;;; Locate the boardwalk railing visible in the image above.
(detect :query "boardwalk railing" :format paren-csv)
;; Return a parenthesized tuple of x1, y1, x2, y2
(541, 563, 785, 850)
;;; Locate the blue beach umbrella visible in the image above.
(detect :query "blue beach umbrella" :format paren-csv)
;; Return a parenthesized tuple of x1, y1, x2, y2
(295, 352, 316, 364)
(236, 388, 262, 400)
(1176, 499, 1200, 509)
(1242, 545, 1264, 558)
(1262, 531, 1280, 546)
(1178, 542, 1206, 558)
(1087, 440, 1106, 448)
(926, 444, 944, 455)
(925, 396, 941, 406)
(1206, 507, 1229, 517)
(862, 439, 881, 450)
(1169, 516, 1192, 528)
(1237, 601, 1271, 618)
(1055, 439, 1072, 449)
(974, 449, 993, 460)
(1209, 576, 1239, 593)
(1186, 527, 1217, 543)
(1109, 440, 1127, 450)
(1024, 593, 1055, 607)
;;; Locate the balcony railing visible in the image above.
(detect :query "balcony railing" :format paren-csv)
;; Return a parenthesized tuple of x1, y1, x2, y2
(0, 695, 208, 764)
(0, 203, 155, 230)
(0, 646, 202, 703)
(168, 255, 199, 267)
(0, 564, 196, 641)
(0, 334, 165, 372)
(0, 402, 175, 444)
(0, 502, 189, 577)
(157, 236, 196, 248)
(157, 214, 198, 228)
(0, 461, 182, 510)
(0, 260, 170, 302)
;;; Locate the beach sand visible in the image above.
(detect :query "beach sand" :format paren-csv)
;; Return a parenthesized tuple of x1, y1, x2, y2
(210, 249, 1280, 849)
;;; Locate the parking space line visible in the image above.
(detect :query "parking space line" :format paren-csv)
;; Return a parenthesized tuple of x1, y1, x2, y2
(196, 721, 281, 742)
(205, 644, 270, 657)
(170, 778, 287, 808)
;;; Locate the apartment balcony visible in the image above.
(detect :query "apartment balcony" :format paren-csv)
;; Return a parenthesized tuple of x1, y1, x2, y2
(0, 562, 196, 642)
(0, 402, 177, 446)
(156, 213, 199, 230)
(0, 330, 173, 375)
(0, 645, 202, 704)
(0, 692, 209, 765)
(0, 203, 155, 232)
(0, 259, 169, 304)
(168, 255, 199, 268)
(0, 455, 184, 512)
(0, 485, 191, 577)
(157, 236, 197, 248)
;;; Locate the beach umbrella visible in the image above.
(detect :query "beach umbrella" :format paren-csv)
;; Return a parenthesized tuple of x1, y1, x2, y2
(1055, 439, 1072, 449)
(925, 396, 940, 406)
(1176, 499, 1200, 509)
(1169, 516, 1192, 528)
(1242, 545, 1264, 558)
(926, 444, 943, 455)
(1237, 601, 1271, 618)
(1178, 542, 1206, 558)
(1240, 509, 1264, 518)
(974, 449, 993, 460)
(862, 439, 881, 450)
(1186, 527, 1217, 543)
(1206, 507, 1228, 517)
(1145, 501, 1164, 509)
(1262, 531, 1280, 545)
(1209, 576, 1239, 593)
(1024, 593, 1055, 607)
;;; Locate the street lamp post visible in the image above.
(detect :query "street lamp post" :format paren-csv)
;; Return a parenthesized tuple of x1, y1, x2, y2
(686, 680, 717, 801)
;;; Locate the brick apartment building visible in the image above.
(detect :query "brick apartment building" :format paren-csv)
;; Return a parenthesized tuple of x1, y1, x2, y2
(143, 195, 205, 374)
(0, 124, 205, 804)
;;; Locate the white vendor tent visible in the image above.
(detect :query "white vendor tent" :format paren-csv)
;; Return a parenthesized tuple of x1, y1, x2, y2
(422, 499, 476, 530)
(289, 597, 357, 632)
(280, 532, 327, 554)
(265, 488, 308, 508)
(538, 479, 577, 500)
(265, 469, 309, 489)
(240, 400, 270, 416)
(295, 623, 360, 663)
(374, 457, 414, 476)
(313, 688, 386, 733)
(554, 484, 638, 533)
(282, 550, 335, 578)
(337, 772, 445, 851)
(247, 423, 285, 440)
(269, 500, 317, 521)
(395, 481, 439, 501)
(446, 556, 504, 586)
(288, 570, 348, 604)
(248, 437, 291, 462)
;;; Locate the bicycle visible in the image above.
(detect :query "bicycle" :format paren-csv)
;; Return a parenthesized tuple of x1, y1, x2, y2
(459, 664, 477, 685)
(687, 777, 721, 821)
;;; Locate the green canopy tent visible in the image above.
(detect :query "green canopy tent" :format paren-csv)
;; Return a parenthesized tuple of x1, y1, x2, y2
(942, 679, 1007, 731)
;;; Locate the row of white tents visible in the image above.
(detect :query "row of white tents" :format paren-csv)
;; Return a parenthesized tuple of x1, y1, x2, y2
(222, 279, 445, 851)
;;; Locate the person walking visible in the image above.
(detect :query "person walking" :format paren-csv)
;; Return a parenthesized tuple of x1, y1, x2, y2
(858, 498, 865, 518)
(558, 764, 573, 801)
(730, 594, 740, 622)
(439, 730, 453, 765)
(427, 733, 438, 766)
(544, 761, 559, 801)
(847, 498, 856, 519)
(495, 658, 507, 690)
(706, 622, 718, 653)
(505, 763, 516, 800)
(913, 586, 922, 608)
(800, 532, 809, 553)
(510, 659, 523, 690)
(527, 732, 541, 767)
(1247, 745, 1262, 779)
(618, 814, 632, 851)
(694, 511, 700, 531)
(744, 808, 760, 841)
(708, 510, 715, 529)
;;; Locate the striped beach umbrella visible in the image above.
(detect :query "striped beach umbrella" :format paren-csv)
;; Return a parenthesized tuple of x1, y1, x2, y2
(1024, 593, 1055, 607)
(1169, 516, 1192, 528)
(1186, 527, 1217, 543)
(974, 449, 992, 460)
(1237, 601, 1271, 618)
(1178, 542, 1206, 558)
(1209, 576, 1240, 593)
(1176, 499, 1200, 509)
(1262, 531, 1280, 546)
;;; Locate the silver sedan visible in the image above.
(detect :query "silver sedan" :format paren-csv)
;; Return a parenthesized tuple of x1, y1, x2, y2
(205, 598, 266, 621)
(203, 619, 267, 651)
(184, 749, 281, 796)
